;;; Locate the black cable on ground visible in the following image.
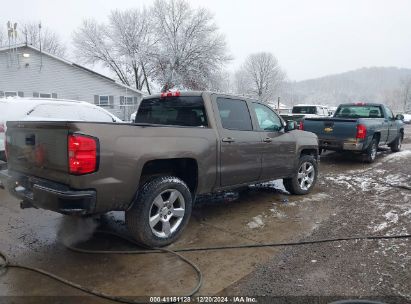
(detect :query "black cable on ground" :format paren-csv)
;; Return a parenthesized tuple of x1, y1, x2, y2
(0, 239, 203, 304)
(67, 231, 411, 254)
(0, 232, 410, 304)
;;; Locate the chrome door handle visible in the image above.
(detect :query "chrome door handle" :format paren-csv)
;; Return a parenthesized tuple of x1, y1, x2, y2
(222, 137, 235, 143)
(262, 137, 272, 143)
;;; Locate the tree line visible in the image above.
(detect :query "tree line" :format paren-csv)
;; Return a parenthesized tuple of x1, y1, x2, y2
(0, 0, 286, 101)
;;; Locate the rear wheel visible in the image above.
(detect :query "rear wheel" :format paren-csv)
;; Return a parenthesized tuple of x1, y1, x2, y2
(126, 176, 192, 247)
(283, 155, 318, 195)
(364, 137, 378, 163)
(390, 133, 403, 152)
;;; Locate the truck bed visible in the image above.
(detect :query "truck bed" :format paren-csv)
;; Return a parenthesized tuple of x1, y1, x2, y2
(5, 121, 218, 213)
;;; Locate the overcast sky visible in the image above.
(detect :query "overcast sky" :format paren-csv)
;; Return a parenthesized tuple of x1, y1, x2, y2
(2, 0, 411, 81)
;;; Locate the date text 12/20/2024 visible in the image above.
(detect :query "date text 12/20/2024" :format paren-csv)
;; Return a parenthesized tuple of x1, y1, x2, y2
(149, 296, 258, 303)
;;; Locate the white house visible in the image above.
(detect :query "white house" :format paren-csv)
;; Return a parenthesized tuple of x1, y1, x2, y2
(0, 44, 143, 120)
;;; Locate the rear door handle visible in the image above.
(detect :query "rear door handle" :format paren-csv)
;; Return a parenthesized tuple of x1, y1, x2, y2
(222, 137, 235, 143)
(262, 137, 272, 143)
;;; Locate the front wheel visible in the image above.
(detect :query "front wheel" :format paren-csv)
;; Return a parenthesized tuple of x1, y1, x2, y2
(126, 176, 192, 247)
(283, 155, 318, 195)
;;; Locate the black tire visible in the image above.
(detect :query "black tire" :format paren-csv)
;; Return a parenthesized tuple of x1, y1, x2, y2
(126, 176, 192, 248)
(364, 137, 378, 163)
(283, 155, 318, 195)
(390, 133, 403, 153)
(0, 151, 6, 162)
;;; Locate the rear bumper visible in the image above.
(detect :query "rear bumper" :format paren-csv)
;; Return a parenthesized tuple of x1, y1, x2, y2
(0, 170, 96, 215)
(319, 139, 364, 151)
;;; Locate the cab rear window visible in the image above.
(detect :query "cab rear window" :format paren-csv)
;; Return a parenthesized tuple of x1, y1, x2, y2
(335, 105, 383, 118)
(293, 106, 317, 114)
(135, 96, 208, 127)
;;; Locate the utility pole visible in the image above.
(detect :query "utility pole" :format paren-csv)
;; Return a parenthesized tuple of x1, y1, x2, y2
(277, 96, 280, 110)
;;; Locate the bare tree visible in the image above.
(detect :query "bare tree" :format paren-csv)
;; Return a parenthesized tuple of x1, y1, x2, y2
(109, 9, 155, 93)
(234, 69, 253, 97)
(73, 19, 131, 86)
(207, 70, 232, 93)
(401, 77, 411, 112)
(73, 10, 155, 92)
(20, 22, 66, 57)
(151, 0, 230, 91)
(0, 29, 6, 47)
(236, 52, 286, 102)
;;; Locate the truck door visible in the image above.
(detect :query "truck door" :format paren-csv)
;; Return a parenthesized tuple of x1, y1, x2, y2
(384, 107, 398, 143)
(215, 97, 261, 186)
(250, 102, 296, 180)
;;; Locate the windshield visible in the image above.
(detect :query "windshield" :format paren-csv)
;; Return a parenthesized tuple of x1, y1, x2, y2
(334, 105, 384, 118)
(292, 106, 317, 114)
(135, 96, 208, 127)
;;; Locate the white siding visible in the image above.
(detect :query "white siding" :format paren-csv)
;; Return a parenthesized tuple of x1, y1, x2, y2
(0, 46, 142, 120)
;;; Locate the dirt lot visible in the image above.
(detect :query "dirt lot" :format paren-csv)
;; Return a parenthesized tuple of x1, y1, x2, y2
(0, 125, 410, 303)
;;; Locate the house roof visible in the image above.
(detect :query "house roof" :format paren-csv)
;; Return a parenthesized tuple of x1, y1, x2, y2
(0, 44, 144, 95)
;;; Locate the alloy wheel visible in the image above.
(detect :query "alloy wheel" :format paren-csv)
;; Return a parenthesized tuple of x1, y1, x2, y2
(148, 189, 186, 238)
(297, 161, 315, 191)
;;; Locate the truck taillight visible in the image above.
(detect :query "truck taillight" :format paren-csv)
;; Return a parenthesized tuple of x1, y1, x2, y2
(356, 124, 367, 139)
(299, 120, 304, 130)
(160, 91, 181, 98)
(68, 134, 98, 175)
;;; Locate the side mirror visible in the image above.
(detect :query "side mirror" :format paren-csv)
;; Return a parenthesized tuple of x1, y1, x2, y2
(395, 114, 404, 121)
(285, 120, 297, 132)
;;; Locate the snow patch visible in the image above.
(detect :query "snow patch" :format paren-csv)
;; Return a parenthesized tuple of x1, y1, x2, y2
(269, 207, 287, 218)
(384, 211, 399, 224)
(247, 215, 264, 229)
(257, 179, 288, 193)
(382, 150, 411, 162)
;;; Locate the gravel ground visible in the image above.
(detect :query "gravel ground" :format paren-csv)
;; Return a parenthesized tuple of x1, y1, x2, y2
(222, 130, 411, 304)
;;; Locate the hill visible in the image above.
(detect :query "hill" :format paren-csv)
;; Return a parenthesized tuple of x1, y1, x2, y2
(283, 67, 411, 111)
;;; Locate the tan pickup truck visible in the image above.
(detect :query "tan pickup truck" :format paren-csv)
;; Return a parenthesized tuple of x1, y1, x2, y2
(1, 91, 319, 246)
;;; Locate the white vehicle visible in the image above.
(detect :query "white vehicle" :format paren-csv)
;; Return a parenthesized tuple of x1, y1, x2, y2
(280, 104, 330, 126)
(130, 111, 137, 122)
(290, 104, 330, 118)
(402, 113, 411, 124)
(0, 97, 122, 161)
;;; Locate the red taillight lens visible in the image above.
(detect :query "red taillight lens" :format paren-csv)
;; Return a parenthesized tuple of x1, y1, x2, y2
(68, 134, 98, 175)
(299, 120, 304, 130)
(356, 124, 367, 139)
(160, 91, 181, 98)
(0, 123, 4, 133)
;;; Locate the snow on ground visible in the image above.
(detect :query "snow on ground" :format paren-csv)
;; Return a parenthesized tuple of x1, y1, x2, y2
(247, 215, 265, 229)
(298, 192, 330, 203)
(324, 171, 410, 194)
(269, 207, 287, 218)
(382, 150, 411, 162)
(372, 211, 399, 232)
(254, 179, 288, 193)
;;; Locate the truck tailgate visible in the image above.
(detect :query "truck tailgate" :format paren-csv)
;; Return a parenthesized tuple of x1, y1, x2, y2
(304, 118, 358, 140)
(6, 121, 70, 184)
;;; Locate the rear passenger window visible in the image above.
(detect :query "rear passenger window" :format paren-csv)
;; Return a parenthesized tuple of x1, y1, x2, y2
(136, 96, 208, 127)
(217, 98, 253, 131)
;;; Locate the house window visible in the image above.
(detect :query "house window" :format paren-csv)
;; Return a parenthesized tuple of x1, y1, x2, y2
(120, 96, 138, 107)
(99, 96, 109, 107)
(94, 95, 114, 108)
(33, 92, 57, 98)
(5, 91, 17, 97)
(40, 93, 52, 98)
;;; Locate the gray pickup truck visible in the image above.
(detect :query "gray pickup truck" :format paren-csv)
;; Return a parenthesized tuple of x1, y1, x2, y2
(301, 103, 404, 162)
(1, 91, 319, 246)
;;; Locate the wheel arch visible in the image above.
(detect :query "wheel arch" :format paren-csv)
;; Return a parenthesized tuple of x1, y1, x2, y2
(139, 158, 198, 195)
(300, 148, 318, 160)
